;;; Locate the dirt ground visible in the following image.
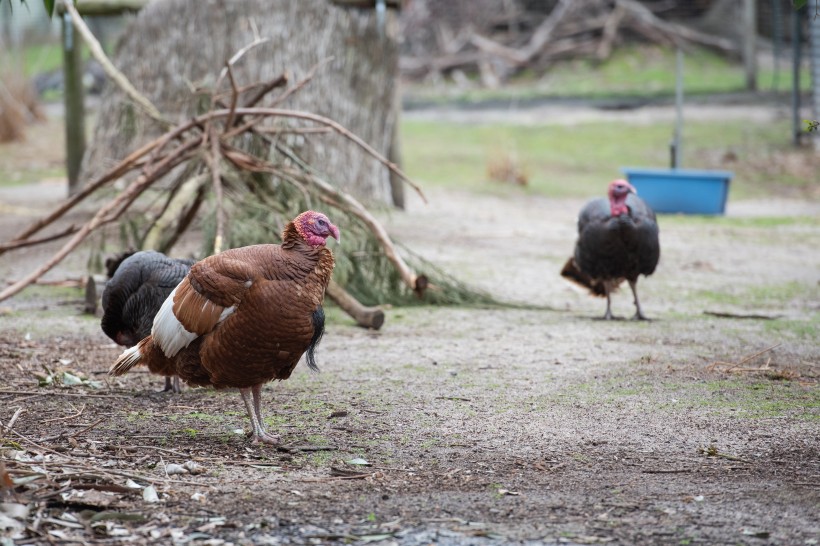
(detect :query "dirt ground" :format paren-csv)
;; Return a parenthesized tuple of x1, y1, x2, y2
(1, 114, 819, 545)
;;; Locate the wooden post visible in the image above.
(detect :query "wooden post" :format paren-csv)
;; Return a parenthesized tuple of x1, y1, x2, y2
(742, 0, 757, 91)
(388, 88, 405, 209)
(58, 0, 152, 197)
(810, 9, 820, 151)
(792, 5, 802, 146)
(62, 11, 86, 196)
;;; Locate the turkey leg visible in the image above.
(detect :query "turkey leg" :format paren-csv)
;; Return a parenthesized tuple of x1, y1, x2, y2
(240, 385, 281, 445)
(162, 376, 182, 393)
(603, 284, 614, 320)
(628, 279, 649, 320)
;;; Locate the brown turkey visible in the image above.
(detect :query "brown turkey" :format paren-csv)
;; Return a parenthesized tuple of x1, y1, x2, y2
(561, 179, 660, 320)
(109, 211, 339, 444)
(101, 250, 195, 393)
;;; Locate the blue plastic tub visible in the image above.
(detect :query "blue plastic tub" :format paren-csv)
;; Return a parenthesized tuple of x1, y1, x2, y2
(621, 168, 733, 215)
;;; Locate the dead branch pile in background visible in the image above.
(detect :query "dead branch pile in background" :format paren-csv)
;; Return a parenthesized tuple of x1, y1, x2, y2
(0, 42, 501, 320)
(399, 0, 737, 86)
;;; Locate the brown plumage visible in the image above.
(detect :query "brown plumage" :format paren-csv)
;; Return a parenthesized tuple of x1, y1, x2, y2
(110, 211, 339, 444)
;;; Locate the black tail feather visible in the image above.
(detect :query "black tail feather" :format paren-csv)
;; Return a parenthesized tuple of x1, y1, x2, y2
(305, 305, 325, 372)
(560, 258, 607, 297)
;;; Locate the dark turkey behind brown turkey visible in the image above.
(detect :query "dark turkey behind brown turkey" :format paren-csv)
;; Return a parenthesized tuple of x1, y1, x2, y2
(101, 250, 194, 392)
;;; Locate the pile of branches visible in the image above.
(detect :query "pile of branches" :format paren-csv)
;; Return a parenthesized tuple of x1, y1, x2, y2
(0, 9, 501, 326)
(400, 0, 737, 86)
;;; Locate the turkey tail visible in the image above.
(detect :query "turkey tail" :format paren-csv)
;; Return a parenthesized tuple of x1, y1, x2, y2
(305, 306, 325, 373)
(560, 258, 607, 297)
(110, 336, 151, 376)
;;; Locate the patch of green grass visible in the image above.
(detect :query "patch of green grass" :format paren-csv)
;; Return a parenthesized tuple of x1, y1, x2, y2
(186, 411, 225, 423)
(406, 45, 812, 104)
(401, 118, 801, 199)
(0, 165, 66, 187)
(14, 284, 84, 302)
(697, 378, 820, 418)
(18, 41, 64, 78)
(763, 316, 819, 341)
(550, 375, 819, 420)
(182, 428, 198, 438)
(126, 411, 152, 423)
(697, 281, 817, 310)
(660, 215, 820, 229)
(543, 45, 812, 98)
(306, 450, 334, 466)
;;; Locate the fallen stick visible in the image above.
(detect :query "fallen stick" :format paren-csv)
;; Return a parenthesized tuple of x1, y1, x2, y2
(704, 311, 782, 320)
(326, 280, 384, 330)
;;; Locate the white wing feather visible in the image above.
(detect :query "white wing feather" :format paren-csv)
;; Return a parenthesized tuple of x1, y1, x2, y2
(151, 286, 237, 357)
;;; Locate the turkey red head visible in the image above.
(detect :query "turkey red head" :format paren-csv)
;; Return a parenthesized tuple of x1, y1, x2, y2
(607, 179, 636, 217)
(293, 211, 341, 247)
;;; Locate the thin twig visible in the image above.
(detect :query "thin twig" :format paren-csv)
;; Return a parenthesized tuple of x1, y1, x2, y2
(0, 225, 79, 253)
(207, 126, 225, 254)
(6, 429, 213, 487)
(225, 66, 239, 130)
(4, 407, 25, 432)
(269, 57, 333, 108)
(240, 74, 289, 109)
(706, 343, 782, 373)
(212, 37, 270, 131)
(2, 121, 199, 251)
(0, 137, 201, 303)
(63, 0, 169, 126)
(256, 126, 332, 135)
(703, 311, 782, 320)
(42, 404, 85, 424)
(219, 144, 425, 294)
(227, 107, 426, 201)
(216, 37, 270, 90)
(69, 417, 104, 438)
(0, 390, 134, 399)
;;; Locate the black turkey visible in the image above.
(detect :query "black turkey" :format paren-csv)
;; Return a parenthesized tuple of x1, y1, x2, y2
(561, 179, 660, 320)
(101, 250, 194, 392)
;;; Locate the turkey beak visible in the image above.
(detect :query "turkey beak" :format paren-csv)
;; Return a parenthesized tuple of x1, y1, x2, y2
(329, 224, 340, 244)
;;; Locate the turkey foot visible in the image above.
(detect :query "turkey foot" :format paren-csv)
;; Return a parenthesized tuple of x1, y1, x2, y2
(251, 431, 281, 445)
(162, 376, 182, 393)
(629, 280, 650, 321)
(240, 385, 280, 446)
(601, 286, 618, 320)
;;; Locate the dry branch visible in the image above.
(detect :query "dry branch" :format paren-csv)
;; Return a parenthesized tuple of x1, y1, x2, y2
(63, 0, 168, 126)
(0, 136, 201, 302)
(400, 0, 739, 83)
(326, 280, 385, 330)
(0, 41, 431, 318)
(706, 343, 783, 374)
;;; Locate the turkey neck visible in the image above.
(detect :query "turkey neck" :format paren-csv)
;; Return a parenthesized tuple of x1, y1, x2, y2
(281, 220, 335, 302)
(609, 193, 630, 217)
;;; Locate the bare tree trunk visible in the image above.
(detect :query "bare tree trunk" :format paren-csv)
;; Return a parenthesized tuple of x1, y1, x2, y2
(82, 0, 400, 204)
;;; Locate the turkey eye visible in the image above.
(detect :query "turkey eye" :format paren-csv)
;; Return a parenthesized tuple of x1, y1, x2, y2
(317, 219, 326, 227)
